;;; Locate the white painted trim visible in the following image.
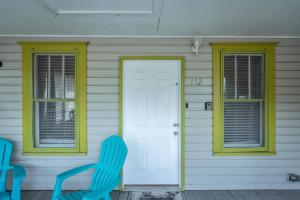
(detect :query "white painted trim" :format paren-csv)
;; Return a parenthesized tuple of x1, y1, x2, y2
(57, 10, 153, 15)
(178, 61, 182, 189)
(1, 35, 300, 38)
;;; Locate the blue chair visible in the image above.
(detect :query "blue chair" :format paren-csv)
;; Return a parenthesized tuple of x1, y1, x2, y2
(0, 137, 26, 200)
(52, 135, 128, 200)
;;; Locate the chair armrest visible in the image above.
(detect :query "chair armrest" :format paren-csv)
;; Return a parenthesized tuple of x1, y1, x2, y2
(10, 165, 26, 180)
(52, 164, 96, 200)
(82, 176, 121, 200)
(57, 164, 96, 182)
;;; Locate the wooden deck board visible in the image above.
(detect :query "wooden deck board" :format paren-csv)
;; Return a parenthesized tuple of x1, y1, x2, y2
(21, 190, 300, 200)
(118, 191, 130, 200)
(111, 190, 121, 200)
(202, 190, 217, 200)
(275, 189, 300, 200)
(22, 190, 40, 200)
(219, 190, 234, 200)
(182, 190, 196, 200)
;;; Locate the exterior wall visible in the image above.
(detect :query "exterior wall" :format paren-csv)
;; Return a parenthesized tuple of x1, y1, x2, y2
(0, 37, 299, 190)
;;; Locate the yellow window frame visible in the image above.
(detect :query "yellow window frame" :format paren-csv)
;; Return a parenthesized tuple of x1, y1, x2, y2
(20, 42, 87, 155)
(211, 43, 276, 156)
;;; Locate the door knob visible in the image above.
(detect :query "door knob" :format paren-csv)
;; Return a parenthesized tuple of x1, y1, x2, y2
(173, 131, 179, 135)
(173, 123, 180, 127)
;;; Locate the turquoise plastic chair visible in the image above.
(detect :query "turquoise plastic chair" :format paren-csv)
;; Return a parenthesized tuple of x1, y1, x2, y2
(0, 137, 26, 200)
(52, 135, 128, 200)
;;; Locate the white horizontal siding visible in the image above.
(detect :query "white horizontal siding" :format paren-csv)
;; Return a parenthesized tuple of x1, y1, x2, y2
(0, 38, 300, 190)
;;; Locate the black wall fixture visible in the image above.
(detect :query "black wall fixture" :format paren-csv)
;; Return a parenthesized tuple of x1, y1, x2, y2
(0, 61, 3, 68)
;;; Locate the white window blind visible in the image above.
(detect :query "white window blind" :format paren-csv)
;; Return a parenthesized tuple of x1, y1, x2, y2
(223, 55, 264, 147)
(34, 54, 76, 147)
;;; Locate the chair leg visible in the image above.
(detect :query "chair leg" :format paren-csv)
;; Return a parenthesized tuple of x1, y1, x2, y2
(11, 179, 22, 200)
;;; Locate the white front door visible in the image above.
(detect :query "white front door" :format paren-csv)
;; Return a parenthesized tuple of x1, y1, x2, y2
(123, 60, 181, 185)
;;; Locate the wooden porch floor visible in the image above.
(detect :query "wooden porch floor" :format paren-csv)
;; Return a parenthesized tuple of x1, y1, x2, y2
(22, 190, 300, 200)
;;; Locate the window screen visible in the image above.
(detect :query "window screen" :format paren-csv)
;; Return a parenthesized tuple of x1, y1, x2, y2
(223, 55, 264, 147)
(34, 54, 76, 147)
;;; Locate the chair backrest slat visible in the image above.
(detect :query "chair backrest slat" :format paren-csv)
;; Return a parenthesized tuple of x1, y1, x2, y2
(0, 138, 13, 191)
(89, 135, 128, 191)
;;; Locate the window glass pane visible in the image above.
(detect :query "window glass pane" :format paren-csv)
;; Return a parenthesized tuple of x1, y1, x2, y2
(224, 55, 235, 98)
(236, 56, 249, 99)
(50, 56, 63, 99)
(64, 55, 75, 99)
(36, 55, 49, 99)
(251, 56, 263, 99)
(224, 102, 263, 147)
(36, 101, 75, 147)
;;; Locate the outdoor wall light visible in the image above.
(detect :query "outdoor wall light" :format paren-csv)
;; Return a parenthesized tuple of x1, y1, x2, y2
(192, 37, 204, 55)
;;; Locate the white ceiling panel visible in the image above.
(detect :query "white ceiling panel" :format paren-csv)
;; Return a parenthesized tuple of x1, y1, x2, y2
(46, 0, 153, 12)
(0, 0, 300, 36)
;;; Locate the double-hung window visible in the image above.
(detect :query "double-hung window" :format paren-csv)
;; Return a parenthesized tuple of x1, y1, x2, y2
(21, 42, 87, 154)
(212, 43, 276, 155)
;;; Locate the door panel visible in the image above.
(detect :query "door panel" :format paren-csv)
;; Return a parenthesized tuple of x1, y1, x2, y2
(123, 60, 181, 185)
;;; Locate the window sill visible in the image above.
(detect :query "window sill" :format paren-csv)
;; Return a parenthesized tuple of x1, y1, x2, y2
(22, 152, 87, 156)
(213, 152, 276, 156)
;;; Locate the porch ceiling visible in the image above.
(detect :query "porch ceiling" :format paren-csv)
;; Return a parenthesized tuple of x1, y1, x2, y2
(0, 0, 300, 37)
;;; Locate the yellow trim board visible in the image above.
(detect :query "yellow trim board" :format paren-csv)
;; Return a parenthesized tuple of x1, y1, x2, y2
(211, 43, 276, 156)
(119, 56, 185, 191)
(21, 42, 87, 155)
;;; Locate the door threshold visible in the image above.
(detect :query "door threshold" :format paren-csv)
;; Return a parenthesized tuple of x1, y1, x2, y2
(124, 185, 180, 192)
